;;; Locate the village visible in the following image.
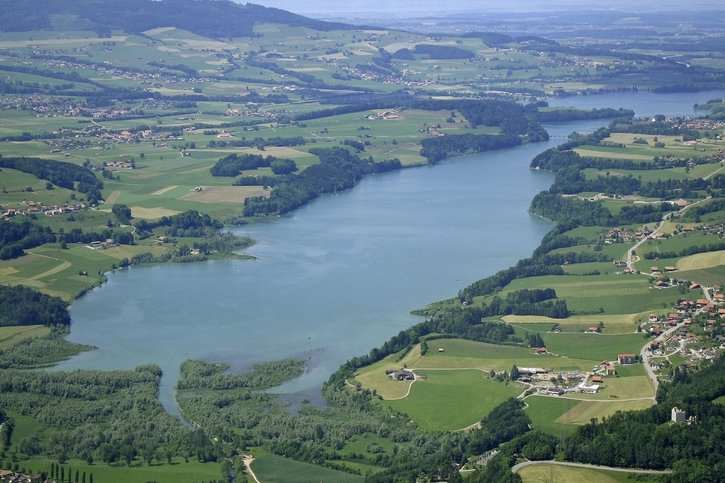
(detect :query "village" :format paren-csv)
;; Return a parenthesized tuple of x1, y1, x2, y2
(0, 468, 45, 483)
(1, 200, 86, 220)
(383, 284, 723, 401)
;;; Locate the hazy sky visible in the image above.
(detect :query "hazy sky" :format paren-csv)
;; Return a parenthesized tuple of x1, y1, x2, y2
(245, 0, 723, 17)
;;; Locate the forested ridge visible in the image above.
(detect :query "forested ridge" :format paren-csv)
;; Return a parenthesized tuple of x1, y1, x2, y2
(0, 0, 350, 38)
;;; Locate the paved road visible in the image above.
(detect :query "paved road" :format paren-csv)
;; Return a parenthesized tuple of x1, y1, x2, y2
(640, 322, 683, 401)
(625, 196, 711, 273)
(512, 460, 673, 475)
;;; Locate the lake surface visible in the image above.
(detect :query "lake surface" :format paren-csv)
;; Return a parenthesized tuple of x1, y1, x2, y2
(56, 90, 724, 414)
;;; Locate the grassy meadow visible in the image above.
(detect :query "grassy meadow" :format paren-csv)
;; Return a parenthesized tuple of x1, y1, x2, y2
(384, 370, 521, 431)
(250, 449, 364, 483)
(518, 463, 663, 483)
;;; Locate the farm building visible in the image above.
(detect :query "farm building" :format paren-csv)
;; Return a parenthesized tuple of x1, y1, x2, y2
(618, 354, 637, 364)
(386, 369, 415, 381)
(518, 367, 547, 375)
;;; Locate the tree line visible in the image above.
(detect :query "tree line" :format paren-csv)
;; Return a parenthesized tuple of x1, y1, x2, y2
(134, 210, 222, 238)
(210, 153, 297, 177)
(242, 147, 398, 216)
(0, 285, 70, 327)
(0, 156, 103, 203)
(0, 220, 56, 260)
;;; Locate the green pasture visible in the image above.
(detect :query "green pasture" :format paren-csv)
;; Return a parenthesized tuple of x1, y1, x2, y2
(568, 375, 654, 401)
(327, 460, 383, 476)
(0, 111, 88, 136)
(13, 456, 223, 483)
(519, 463, 663, 483)
(353, 349, 417, 400)
(674, 265, 725, 286)
(557, 399, 653, 425)
(409, 338, 593, 372)
(0, 325, 50, 350)
(563, 261, 617, 276)
(689, 162, 724, 179)
(582, 167, 691, 183)
(637, 232, 722, 256)
(251, 449, 364, 483)
(488, 273, 693, 314)
(675, 249, 725, 271)
(0, 243, 169, 300)
(575, 133, 723, 161)
(542, 332, 646, 362)
(338, 434, 397, 458)
(0, 168, 78, 207)
(549, 241, 631, 262)
(5, 411, 52, 450)
(523, 396, 578, 437)
(559, 225, 608, 243)
(384, 370, 521, 431)
(503, 312, 646, 332)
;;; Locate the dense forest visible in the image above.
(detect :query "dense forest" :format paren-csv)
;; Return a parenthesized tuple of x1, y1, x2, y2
(0, 285, 70, 327)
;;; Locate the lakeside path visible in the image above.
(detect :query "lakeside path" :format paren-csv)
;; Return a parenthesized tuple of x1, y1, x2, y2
(511, 460, 673, 475)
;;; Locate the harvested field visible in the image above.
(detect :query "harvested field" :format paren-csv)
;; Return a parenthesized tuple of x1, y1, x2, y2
(180, 186, 269, 204)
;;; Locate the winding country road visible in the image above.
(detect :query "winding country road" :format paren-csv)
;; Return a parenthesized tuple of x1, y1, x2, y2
(640, 322, 684, 401)
(626, 196, 712, 272)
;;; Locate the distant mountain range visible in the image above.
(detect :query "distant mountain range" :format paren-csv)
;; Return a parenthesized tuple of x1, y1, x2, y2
(0, 0, 351, 38)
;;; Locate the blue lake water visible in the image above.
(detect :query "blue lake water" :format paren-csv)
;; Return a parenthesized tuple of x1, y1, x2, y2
(55, 90, 725, 414)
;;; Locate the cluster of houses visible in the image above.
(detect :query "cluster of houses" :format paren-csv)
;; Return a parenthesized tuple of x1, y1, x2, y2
(643, 288, 725, 371)
(223, 107, 277, 120)
(521, 353, 643, 396)
(39, 54, 208, 93)
(87, 239, 119, 249)
(671, 117, 725, 133)
(321, 57, 434, 88)
(0, 94, 86, 119)
(0, 469, 45, 483)
(1, 201, 86, 220)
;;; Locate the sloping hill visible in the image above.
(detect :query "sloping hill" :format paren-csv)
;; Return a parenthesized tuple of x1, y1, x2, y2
(0, 0, 351, 38)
